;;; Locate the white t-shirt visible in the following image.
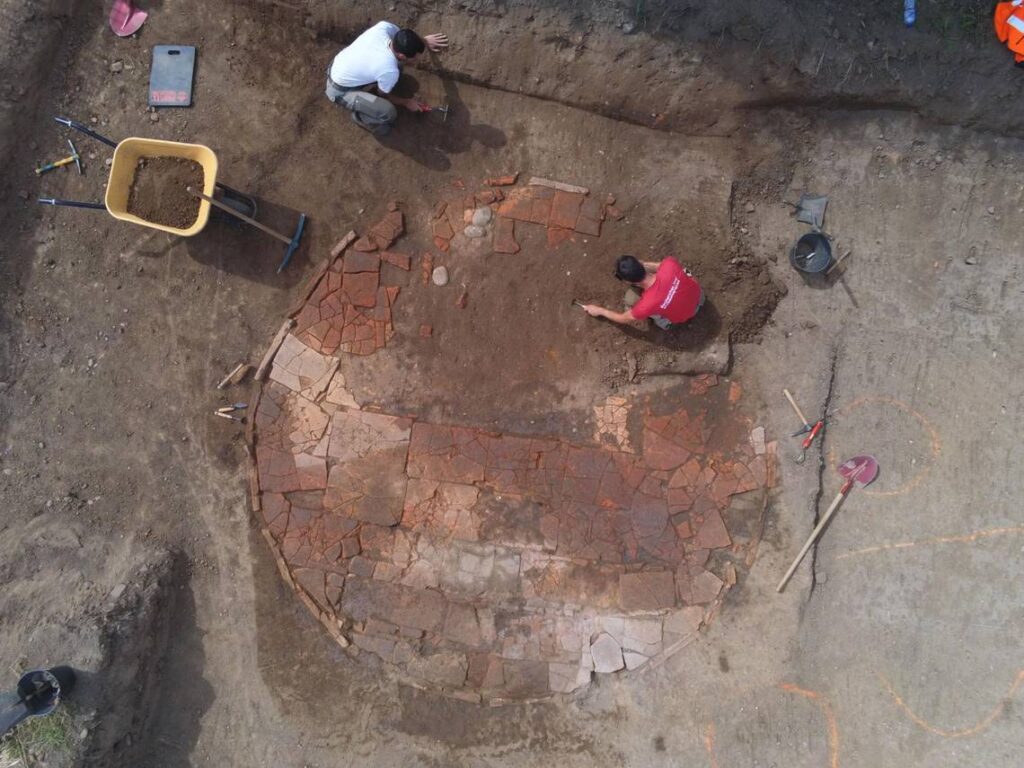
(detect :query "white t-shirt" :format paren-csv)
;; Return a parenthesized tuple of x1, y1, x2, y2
(329, 21, 401, 93)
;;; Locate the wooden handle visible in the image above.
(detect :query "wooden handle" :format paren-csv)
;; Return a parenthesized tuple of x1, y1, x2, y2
(188, 188, 292, 245)
(777, 489, 847, 592)
(783, 389, 810, 427)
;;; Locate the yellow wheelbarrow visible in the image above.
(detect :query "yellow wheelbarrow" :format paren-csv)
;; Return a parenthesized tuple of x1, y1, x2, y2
(38, 117, 307, 272)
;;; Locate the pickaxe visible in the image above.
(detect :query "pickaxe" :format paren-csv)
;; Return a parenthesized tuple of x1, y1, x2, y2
(35, 140, 82, 176)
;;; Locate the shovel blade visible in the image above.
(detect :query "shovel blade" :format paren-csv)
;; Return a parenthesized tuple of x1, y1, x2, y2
(109, 0, 148, 37)
(838, 454, 879, 488)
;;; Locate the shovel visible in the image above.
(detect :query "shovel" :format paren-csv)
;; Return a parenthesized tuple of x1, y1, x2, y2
(109, 0, 148, 37)
(776, 454, 879, 592)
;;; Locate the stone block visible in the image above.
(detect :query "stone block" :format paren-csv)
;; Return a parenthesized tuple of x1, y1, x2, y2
(590, 633, 624, 674)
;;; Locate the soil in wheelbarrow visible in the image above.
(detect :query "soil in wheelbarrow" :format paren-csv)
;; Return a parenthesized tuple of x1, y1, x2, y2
(127, 156, 203, 229)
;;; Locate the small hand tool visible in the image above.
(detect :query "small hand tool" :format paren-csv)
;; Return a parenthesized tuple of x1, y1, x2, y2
(794, 420, 824, 464)
(777, 455, 879, 592)
(217, 403, 247, 413)
(35, 140, 83, 176)
(783, 388, 814, 435)
(419, 103, 449, 121)
(213, 411, 245, 422)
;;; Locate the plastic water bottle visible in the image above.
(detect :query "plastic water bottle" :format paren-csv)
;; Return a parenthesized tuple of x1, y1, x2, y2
(904, 0, 916, 27)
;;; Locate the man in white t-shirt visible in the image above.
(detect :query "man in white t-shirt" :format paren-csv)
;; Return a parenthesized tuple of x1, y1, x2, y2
(326, 22, 449, 136)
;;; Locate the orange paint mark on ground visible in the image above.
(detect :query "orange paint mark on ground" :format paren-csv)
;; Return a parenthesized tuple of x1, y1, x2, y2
(837, 525, 1024, 559)
(703, 721, 719, 768)
(778, 683, 840, 768)
(879, 670, 1024, 739)
(828, 396, 942, 498)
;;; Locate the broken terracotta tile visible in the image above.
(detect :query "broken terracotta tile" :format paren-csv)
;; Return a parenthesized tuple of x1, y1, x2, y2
(693, 509, 731, 550)
(496, 190, 534, 222)
(485, 173, 519, 186)
(380, 251, 411, 270)
(493, 217, 520, 254)
(353, 236, 377, 252)
(475, 189, 503, 205)
(619, 571, 677, 611)
(343, 251, 381, 273)
(549, 190, 584, 230)
(433, 236, 451, 252)
(420, 324, 433, 338)
(343, 271, 379, 308)
(546, 228, 574, 248)
(433, 218, 454, 240)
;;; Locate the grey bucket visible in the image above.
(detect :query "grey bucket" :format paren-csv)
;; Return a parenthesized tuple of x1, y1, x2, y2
(790, 233, 833, 274)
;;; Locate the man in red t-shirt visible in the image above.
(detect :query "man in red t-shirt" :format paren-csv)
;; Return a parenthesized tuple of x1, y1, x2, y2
(581, 255, 704, 329)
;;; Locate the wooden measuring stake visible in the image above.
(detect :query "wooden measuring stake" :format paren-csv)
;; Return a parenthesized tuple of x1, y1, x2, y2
(187, 188, 292, 245)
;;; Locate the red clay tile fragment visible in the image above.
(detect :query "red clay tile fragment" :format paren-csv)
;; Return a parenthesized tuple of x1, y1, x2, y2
(496, 190, 534, 222)
(729, 381, 742, 402)
(421, 253, 434, 285)
(353, 236, 377, 252)
(546, 227, 574, 248)
(343, 271, 379, 308)
(476, 189, 503, 205)
(433, 218, 455, 245)
(420, 324, 433, 338)
(575, 216, 602, 237)
(493, 217, 520, 254)
(528, 196, 553, 225)
(452, 178, 466, 190)
(549, 191, 584, 230)
(433, 201, 448, 219)
(605, 205, 624, 221)
(485, 173, 519, 186)
(343, 251, 381, 273)
(433, 236, 451, 252)
(380, 251, 411, 270)
(387, 200, 400, 212)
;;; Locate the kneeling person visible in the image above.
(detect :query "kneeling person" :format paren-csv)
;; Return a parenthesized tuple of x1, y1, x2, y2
(582, 255, 703, 329)
(326, 22, 448, 136)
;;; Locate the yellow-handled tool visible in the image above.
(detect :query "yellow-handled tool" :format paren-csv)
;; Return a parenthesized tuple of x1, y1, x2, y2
(35, 140, 83, 176)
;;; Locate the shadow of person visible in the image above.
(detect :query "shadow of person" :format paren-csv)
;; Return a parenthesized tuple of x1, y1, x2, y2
(378, 72, 506, 170)
(612, 298, 724, 353)
(184, 193, 309, 287)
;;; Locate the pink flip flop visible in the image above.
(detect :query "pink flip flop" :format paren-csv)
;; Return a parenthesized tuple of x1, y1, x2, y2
(109, 0, 148, 37)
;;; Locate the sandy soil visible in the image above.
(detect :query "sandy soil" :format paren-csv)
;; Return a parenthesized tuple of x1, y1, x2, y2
(0, 1, 1019, 766)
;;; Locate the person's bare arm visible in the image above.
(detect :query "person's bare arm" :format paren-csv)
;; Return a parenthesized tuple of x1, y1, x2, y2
(580, 304, 641, 325)
(641, 260, 661, 271)
(383, 92, 429, 112)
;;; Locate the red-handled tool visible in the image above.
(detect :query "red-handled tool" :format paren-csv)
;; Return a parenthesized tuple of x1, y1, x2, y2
(795, 419, 824, 464)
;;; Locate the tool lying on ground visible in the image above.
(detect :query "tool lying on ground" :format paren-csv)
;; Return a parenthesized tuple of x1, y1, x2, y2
(777, 454, 879, 592)
(785, 192, 829, 231)
(35, 139, 82, 176)
(783, 388, 826, 463)
(0, 666, 75, 738)
(37, 117, 306, 273)
(109, 0, 148, 37)
(189, 187, 307, 273)
(217, 403, 247, 414)
(214, 410, 245, 422)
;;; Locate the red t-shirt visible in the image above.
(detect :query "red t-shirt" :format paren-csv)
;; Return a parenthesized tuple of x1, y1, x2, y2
(630, 258, 702, 324)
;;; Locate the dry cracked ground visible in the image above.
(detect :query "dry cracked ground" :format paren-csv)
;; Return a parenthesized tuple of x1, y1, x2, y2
(1, 1, 1023, 767)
